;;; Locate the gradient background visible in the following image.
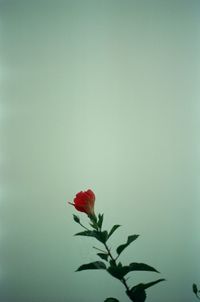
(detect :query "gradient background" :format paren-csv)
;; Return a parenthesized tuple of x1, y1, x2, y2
(1, 1, 200, 301)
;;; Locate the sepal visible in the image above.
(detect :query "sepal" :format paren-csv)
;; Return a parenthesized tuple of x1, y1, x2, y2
(97, 213, 104, 229)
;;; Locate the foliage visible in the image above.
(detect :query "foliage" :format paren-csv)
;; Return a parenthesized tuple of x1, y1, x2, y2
(71, 208, 165, 301)
(193, 283, 200, 299)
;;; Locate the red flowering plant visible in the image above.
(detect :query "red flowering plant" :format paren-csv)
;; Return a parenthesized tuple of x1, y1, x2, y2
(68, 189, 165, 302)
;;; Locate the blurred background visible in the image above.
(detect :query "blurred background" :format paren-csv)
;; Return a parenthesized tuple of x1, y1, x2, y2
(0, 0, 200, 301)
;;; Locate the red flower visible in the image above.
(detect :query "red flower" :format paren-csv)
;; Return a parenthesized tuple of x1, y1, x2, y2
(69, 189, 95, 216)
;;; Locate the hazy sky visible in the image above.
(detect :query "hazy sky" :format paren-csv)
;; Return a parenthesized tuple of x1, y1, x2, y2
(1, 1, 200, 301)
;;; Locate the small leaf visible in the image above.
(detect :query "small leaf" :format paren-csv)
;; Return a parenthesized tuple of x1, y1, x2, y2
(76, 261, 106, 272)
(128, 279, 165, 302)
(142, 278, 165, 289)
(104, 298, 120, 302)
(98, 213, 104, 229)
(97, 253, 109, 261)
(193, 284, 200, 299)
(127, 286, 146, 302)
(128, 262, 159, 273)
(108, 225, 121, 239)
(128, 278, 165, 300)
(107, 262, 129, 280)
(75, 229, 108, 244)
(74, 230, 96, 237)
(98, 230, 108, 243)
(193, 283, 198, 295)
(73, 214, 80, 224)
(116, 235, 139, 255)
(107, 262, 159, 280)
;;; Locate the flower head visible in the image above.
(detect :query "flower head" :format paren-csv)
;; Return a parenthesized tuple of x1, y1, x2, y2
(69, 189, 95, 217)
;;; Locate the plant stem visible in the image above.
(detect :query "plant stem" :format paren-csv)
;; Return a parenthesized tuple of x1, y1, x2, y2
(79, 222, 90, 231)
(104, 242, 130, 293)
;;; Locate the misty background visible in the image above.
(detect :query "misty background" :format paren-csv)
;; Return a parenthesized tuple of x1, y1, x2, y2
(0, 1, 200, 301)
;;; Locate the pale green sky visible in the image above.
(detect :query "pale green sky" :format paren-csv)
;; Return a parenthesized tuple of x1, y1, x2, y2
(1, 1, 200, 301)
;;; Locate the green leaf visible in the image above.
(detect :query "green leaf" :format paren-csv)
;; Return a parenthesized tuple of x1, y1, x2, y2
(74, 230, 96, 237)
(193, 284, 198, 295)
(107, 262, 129, 280)
(97, 253, 109, 261)
(75, 230, 108, 244)
(141, 278, 165, 290)
(107, 262, 159, 280)
(73, 214, 80, 224)
(128, 262, 159, 273)
(193, 283, 200, 299)
(129, 279, 165, 296)
(104, 298, 120, 302)
(98, 230, 108, 243)
(107, 225, 121, 239)
(127, 285, 146, 302)
(127, 279, 165, 302)
(76, 261, 106, 272)
(116, 235, 139, 255)
(98, 213, 104, 229)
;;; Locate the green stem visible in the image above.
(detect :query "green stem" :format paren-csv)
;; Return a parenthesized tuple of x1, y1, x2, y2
(79, 222, 90, 231)
(103, 242, 130, 293)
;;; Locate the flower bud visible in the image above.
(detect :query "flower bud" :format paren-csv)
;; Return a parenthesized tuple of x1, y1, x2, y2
(68, 189, 96, 216)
